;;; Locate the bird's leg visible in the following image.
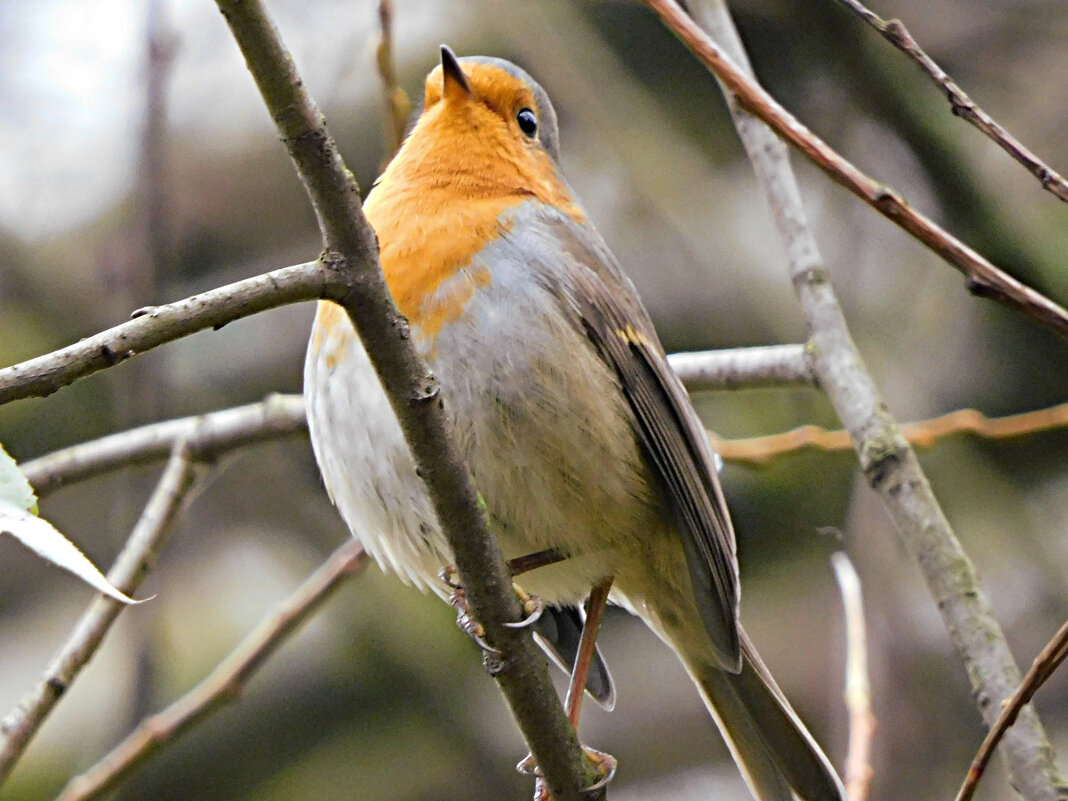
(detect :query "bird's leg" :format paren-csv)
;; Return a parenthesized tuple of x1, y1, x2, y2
(501, 548, 565, 629)
(564, 577, 613, 728)
(508, 547, 567, 576)
(518, 576, 618, 798)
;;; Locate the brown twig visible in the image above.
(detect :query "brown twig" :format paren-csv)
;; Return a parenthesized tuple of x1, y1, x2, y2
(0, 442, 200, 785)
(53, 539, 368, 801)
(831, 0, 1068, 205)
(711, 400, 1068, 464)
(955, 620, 1068, 801)
(830, 552, 876, 801)
(644, 0, 1068, 339)
(374, 0, 410, 165)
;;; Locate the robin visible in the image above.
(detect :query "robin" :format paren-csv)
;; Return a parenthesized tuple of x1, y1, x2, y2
(305, 46, 845, 801)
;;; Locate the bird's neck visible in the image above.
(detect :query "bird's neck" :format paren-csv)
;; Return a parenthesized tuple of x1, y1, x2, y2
(363, 121, 582, 330)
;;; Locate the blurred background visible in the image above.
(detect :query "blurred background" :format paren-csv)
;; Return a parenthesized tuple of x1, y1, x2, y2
(0, 1, 1066, 799)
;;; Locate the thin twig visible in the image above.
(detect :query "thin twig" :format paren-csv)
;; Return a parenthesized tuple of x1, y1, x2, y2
(374, 0, 410, 164)
(710, 401, 1068, 464)
(644, 0, 1068, 339)
(0, 260, 332, 406)
(0, 442, 201, 785)
(830, 552, 876, 801)
(955, 620, 1068, 801)
(679, 2, 1063, 798)
(22, 393, 307, 497)
(54, 539, 368, 801)
(832, 0, 1068, 204)
(213, 2, 592, 797)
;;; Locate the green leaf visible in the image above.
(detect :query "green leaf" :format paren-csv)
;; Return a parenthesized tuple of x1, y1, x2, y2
(0, 500, 148, 605)
(0, 441, 37, 514)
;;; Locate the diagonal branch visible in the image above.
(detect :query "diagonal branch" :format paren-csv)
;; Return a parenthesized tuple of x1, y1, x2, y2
(22, 393, 307, 497)
(0, 261, 331, 406)
(956, 620, 1068, 801)
(0, 442, 201, 785)
(643, 0, 1068, 338)
(670, 1, 1065, 798)
(53, 539, 369, 801)
(212, 1, 593, 797)
(831, 0, 1068, 204)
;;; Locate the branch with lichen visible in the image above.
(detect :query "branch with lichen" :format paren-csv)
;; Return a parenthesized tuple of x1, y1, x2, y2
(667, 1, 1064, 798)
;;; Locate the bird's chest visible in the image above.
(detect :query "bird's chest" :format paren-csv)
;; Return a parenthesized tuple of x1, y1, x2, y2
(426, 250, 659, 567)
(305, 236, 661, 601)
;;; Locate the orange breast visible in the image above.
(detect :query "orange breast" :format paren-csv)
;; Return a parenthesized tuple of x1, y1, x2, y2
(313, 93, 585, 355)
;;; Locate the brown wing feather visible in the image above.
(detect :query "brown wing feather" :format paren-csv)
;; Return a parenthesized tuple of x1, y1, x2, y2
(543, 216, 741, 670)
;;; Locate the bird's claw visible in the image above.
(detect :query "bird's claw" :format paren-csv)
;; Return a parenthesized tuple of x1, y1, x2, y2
(517, 746, 617, 795)
(448, 585, 501, 655)
(438, 564, 462, 589)
(441, 564, 544, 641)
(581, 747, 618, 792)
(504, 588, 545, 628)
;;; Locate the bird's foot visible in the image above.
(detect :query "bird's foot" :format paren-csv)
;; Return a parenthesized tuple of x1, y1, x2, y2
(439, 564, 545, 644)
(518, 746, 617, 798)
(446, 583, 500, 655)
(504, 586, 545, 628)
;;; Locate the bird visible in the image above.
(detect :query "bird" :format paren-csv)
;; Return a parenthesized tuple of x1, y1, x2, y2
(305, 46, 845, 801)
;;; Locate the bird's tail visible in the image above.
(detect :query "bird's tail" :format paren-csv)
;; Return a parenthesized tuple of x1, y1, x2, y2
(679, 627, 846, 801)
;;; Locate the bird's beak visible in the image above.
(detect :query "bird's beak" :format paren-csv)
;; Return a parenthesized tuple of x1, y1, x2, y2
(440, 45, 472, 100)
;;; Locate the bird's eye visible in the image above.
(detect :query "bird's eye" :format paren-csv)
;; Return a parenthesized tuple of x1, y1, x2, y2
(516, 108, 538, 138)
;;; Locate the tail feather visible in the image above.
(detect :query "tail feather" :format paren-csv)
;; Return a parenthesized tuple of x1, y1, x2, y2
(683, 627, 846, 801)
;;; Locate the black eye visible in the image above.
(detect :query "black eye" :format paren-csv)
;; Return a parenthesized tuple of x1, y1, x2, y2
(516, 108, 538, 138)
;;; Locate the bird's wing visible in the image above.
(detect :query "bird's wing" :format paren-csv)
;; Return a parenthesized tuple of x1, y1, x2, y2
(540, 213, 742, 671)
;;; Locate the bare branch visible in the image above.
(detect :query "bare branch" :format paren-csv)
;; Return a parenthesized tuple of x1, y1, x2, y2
(22, 394, 306, 497)
(667, 344, 815, 390)
(16, 345, 813, 498)
(0, 443, 201, 785)
(644, 0, 1068, 339)
(956, 620, 1068, 801)
(54, 539, 368, 801)
(832, 0, 1068, 205)
(374, 0, 410, 164)
(711, 401, 1068, 464)
(677, 2, 1064, 798)
(213, 1, 592, 796)
(830, 552, 875, 801)
(0, 261, 331, 406)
